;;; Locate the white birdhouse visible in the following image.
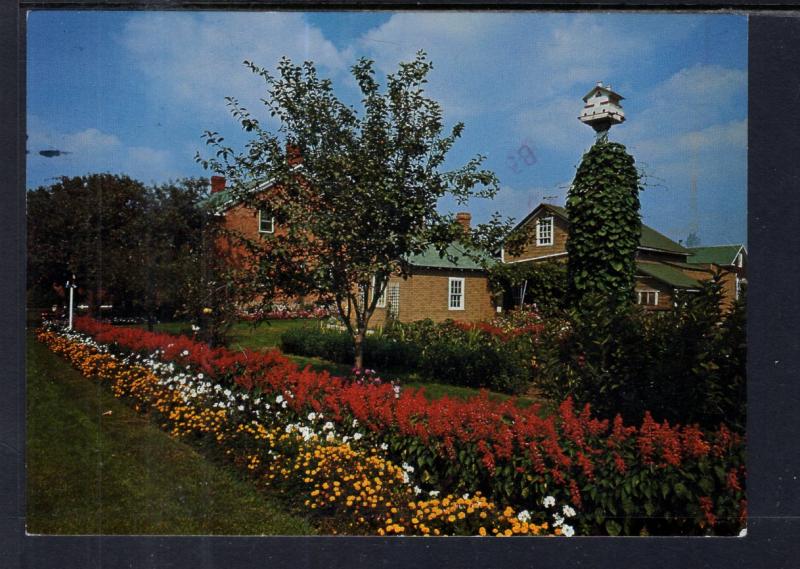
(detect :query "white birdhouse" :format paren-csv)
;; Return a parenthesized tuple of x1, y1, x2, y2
(579, 81, 625, 133)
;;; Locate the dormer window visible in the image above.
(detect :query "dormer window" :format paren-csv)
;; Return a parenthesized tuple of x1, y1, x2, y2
(536, 216, 554, 246)
(258, 208, 274, 234)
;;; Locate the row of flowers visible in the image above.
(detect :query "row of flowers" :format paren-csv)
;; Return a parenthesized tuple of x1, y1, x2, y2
(61, 317, 746, 535)
(237, 305, 332, 322)
(38, 325, 577, 536)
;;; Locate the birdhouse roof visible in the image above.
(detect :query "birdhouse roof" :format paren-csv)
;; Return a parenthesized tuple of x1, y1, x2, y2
(582, 84, 624, 102)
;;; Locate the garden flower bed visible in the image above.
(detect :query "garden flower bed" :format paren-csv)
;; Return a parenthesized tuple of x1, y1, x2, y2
(39, 317, 746, 536)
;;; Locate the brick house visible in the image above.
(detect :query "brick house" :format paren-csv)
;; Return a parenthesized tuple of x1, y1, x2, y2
(207, 176, 499, 324)
(208, 170, 744, 320)
(501, 203, 747, 310)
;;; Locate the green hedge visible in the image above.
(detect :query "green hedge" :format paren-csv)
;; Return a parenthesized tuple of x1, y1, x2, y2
(280, 324, 531, 394)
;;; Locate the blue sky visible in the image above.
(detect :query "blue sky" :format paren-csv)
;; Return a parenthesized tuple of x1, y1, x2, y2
(27, 11, 747, 246)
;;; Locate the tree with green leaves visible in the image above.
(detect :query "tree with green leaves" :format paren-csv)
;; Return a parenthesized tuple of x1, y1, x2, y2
(27, 174, 209, 326)
(565, 138, 642, 310)
(198, 52, 510, 367)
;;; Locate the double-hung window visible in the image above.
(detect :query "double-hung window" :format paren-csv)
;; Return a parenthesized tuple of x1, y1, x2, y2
(636, 290, 659, 306)
(258, 208, 274, 234)
(536, 216, 554, 246)
(449, 277, 465, 310)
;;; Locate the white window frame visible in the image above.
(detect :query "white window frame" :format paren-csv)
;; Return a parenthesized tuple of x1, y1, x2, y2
(636, 289, 659, 306)
(258, 208, 275, 234)
(536, 216, 554, 246)
(387, 283, 400, 317)
(448, 277, 465, 311)
(372, 276, 387, 308)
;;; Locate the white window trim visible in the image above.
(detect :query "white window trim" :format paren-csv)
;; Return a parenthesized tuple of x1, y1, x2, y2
(636, 289, 659, 306)
(448, 277, 465, 311)
(258, 208, 275, 234)
(372, 276, 387, 308)
(536, 216, 554, 246)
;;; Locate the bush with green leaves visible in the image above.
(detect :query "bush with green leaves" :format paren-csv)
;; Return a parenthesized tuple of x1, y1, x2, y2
(566, 139, 642, 311)
(488, 260, 567, 315)
(533, 277, 746, 431)
(280, 319, 533, 394)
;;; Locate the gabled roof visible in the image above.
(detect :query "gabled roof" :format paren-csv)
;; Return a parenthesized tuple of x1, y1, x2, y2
(636, 261, 702, 289)
(407, 242, 497, 271)
(201, 166, 304, 212)
(687, 245, 746, 266)
(582, 84, 625, 102)
(506, 203, 689, 255)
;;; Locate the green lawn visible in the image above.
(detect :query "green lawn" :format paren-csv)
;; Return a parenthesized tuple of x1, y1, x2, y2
(145, 319, 547, 410)
(26, 332, 315, 535)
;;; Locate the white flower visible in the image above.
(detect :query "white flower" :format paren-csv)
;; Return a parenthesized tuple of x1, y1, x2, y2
(353, 432, 363, 441)
(197, 373, 204, 380)
(562, 505, 576, 518)
(428, 490, 440, 498)
(553, 514, 564, 527)
(380, 443, 389, 451)
(517, 510, 531, 523)
(561, 524, 575, 537)
(352, 419, 359, 428)
(543, 496, 556, 508)
(326, 432, 335, 442)
(276, 395, 284, 404)
(181, 350, 189, 356)
(308, 412, 317, 421)
(281, 401, 287, 409)
(738, 528, 747, 537)
(323, 421, 334, 431)
(462, 493, 470, 500)
(413, 486, 422, 496)
(223, 389, 231, 397)
(237, 405, 245, 411)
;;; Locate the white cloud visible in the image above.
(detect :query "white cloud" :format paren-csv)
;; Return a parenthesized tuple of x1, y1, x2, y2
(27, 117, 180, 186)
(120, 12, 350, 123)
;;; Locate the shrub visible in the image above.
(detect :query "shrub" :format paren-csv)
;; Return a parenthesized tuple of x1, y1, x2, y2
(281, 319, 534, 395)
(533, 278, 746, 431)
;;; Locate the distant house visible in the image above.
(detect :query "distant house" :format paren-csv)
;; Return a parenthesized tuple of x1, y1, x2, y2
(501, 203, 746, 310)
(206, 176, 499, 324)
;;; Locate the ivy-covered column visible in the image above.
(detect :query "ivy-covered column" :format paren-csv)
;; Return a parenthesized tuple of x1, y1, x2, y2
(565, 138, 642, 310)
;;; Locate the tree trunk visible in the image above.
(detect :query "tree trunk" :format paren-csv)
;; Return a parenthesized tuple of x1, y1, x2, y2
(353, 329, 365, 370)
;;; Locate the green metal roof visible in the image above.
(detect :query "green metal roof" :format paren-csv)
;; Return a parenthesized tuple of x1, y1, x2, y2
(407, 242, 497, 271)
(202, 189, 236, 211)
(639, 225, 689, 254)
(687, 245, 743, 266)
(636, 261, 702, 289)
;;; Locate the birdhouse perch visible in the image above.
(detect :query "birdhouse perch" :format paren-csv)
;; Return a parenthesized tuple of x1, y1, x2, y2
(579, 81, 625, 134)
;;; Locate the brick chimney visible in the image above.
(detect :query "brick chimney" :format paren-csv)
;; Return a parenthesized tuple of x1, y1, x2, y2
(456, 212, 472, 234)
(286, 143, 303, 166)
(210, 175, 226, 194)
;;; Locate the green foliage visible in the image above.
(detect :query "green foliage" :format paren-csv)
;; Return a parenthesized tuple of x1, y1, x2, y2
(488, 260, 567, 314)
(533, 277, 747, 430)
(566, 139, 642, 310)
(280, 319, 533, 394)
(198, 52, 509, 366)
(26, 174, 210, 325)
